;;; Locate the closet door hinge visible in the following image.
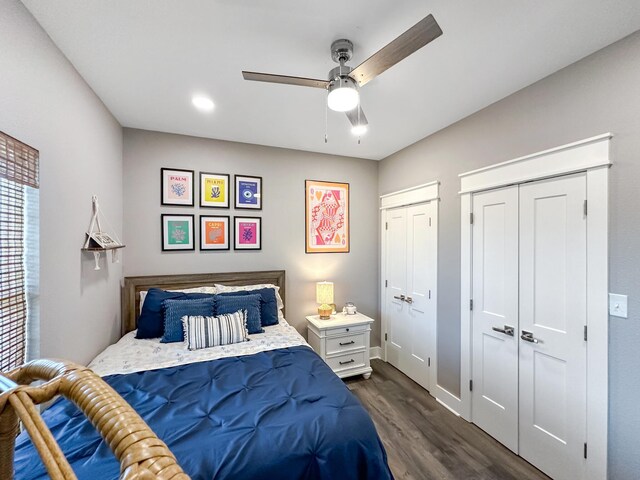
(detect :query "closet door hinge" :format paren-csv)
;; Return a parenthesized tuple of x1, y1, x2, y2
(429, 217, 432, 227)
(470, 299, 474, 311)
(469, 380, 473, 392)
(583, 200, 588, 216)
(584, 442, 588, 459)
(385, 333, 388, 341)
(428, 357, 431, 367)
(385, 222, 388, 230)
(385, 280, 388, 288)
(428, 289, 431, 299)
(470, 212, 474, 225)
(584, 325, 588, 341)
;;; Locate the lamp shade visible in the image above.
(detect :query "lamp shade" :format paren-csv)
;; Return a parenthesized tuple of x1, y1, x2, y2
(316, 281, 334, 305)
(327, 76, 359, 112)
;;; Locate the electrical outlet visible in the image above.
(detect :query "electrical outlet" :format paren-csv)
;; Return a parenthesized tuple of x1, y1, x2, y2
(609, 293, 628, 318)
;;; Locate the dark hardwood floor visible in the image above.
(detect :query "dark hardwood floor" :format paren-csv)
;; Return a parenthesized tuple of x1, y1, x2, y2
(345, 360, 550, 480)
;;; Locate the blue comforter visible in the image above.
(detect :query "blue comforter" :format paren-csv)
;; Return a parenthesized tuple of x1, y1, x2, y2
(15, 346, 393, 480)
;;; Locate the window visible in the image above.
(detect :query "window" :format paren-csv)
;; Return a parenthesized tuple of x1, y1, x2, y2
(0, 132, 39, 371)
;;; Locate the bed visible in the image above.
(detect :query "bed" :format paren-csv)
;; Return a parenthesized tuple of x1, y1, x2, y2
(14, 271, 393, 480)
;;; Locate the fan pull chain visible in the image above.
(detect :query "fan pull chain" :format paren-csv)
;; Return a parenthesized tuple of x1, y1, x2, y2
(324, 101, 328, 143)
(357, 106, 361, 145)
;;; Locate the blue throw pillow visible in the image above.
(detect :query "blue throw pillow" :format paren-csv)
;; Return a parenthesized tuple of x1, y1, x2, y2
(136, 288, 213, 339)
(215, 294, 263, 334)
(218, 288, 279, 327)
(161, 297, 216, 343)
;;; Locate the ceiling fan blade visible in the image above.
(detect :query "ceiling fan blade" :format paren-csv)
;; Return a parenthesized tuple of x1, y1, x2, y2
(350, 14, 443, 87)
(345, 106, 368, 127)
(242, 71, 330, 89)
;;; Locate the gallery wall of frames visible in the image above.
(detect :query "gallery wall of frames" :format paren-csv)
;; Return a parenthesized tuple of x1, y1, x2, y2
(160, 168, 262, 252)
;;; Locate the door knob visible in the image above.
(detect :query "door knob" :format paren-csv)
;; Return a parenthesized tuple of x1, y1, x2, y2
(520, 330, 540, 343)
(492, 325, 514, 336)
(393, 294, 406, 301)
(405, 296, 413, 304)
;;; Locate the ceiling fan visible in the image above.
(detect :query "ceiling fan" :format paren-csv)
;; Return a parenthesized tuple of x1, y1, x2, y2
(242, 14, 443, 136)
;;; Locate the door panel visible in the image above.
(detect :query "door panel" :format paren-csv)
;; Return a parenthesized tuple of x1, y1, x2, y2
(385, 208, 407, 369)
(471, 186, 519, 453)
(519, 174, 587, 480)
(405, 203, 434, 390)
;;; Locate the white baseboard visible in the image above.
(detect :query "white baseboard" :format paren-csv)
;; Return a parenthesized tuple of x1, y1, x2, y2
(435, 385, 463, 416)
(370, 346, 382, 360)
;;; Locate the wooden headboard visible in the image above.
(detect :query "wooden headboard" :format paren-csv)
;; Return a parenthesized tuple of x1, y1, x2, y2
(121, 270, 286, 336)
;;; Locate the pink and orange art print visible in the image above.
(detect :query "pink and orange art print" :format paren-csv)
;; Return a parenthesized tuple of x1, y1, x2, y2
(305, 180, 349, 253)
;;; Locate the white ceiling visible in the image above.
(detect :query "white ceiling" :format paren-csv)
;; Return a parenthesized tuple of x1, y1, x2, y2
(22, 0, 640, 160)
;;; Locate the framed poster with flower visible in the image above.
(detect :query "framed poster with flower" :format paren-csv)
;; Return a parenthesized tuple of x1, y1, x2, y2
(234, 216, 261, 250)
(200, 172, 230, 208)
(200, 215, 230, 250)
(161, 168, 194, 206)
(234, 174, 262, 210)
(305, 180, 349, 253)
(161, 214, 195, 251)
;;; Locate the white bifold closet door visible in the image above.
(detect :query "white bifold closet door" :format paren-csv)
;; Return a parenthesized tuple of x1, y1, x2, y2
(471, 173, 587, 480)
(471, 186, 519, 452)
(385, 202, 435, 391)
(518, 174, 587, 480)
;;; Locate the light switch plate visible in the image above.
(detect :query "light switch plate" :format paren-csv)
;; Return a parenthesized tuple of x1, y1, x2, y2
(609, 293, 628, 318)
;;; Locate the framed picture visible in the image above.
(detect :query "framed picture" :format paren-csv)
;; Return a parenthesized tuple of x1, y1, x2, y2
(234, 216, 261, 250)
(161, 214, 195, 251)
(200, 215, 230, 250)
(305, 180, 349, 253)
(200, 172, 230, 208)
(161, 168, 194, 206)
(234, 174, 262, 210)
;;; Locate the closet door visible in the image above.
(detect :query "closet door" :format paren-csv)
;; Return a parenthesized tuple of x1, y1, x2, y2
(471, 186, 519, 452)
(404, 202, 435, 390)
(518, 174, 587, 480)
(385, 207, 408, 373)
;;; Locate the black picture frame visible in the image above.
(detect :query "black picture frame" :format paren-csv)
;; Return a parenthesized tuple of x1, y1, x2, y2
(161, 168, 195, 206)
(161, 214, 195, 251)
(199, 172, 230, 209)
(199, 215, 231, 251)
(233, 216, 262, 250)
(234, 174, 262, 210)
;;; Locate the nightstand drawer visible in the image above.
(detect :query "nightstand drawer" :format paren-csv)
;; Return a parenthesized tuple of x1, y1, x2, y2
(326, 333, 365, 355)
(325, 351, 366, 372)
(325, 323, 368, 337)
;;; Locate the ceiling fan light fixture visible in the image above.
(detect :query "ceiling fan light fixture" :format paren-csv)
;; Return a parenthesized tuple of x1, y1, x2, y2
(327, 76, 359, 112)
(351, 124, 368, 136)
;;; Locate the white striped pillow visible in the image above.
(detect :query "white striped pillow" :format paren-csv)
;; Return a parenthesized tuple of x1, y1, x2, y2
(182, 310, 249, 350)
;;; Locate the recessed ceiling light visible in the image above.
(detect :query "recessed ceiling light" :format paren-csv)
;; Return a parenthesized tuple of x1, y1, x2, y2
(351, 124, 368, 136)
(192, 95, 215, 112)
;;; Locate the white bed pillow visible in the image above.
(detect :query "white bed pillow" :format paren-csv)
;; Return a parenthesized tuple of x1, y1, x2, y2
(139, 286, 217, 314)
(214, 283, 285, 317)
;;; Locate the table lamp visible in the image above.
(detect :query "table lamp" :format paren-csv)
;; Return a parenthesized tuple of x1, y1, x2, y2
(316, 281, 334, 319)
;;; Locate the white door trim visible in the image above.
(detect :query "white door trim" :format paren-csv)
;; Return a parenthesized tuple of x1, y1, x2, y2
(380, 182, 439, 394)
(459, 134, 611, 480)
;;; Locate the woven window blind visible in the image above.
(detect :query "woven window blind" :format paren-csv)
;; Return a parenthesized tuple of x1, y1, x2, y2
(0, 132, 39, 371)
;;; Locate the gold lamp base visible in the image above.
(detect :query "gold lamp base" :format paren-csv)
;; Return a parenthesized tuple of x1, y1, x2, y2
(318, 304, 332, 320)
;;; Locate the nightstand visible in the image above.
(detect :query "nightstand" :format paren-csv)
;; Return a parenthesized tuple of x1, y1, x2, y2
(306, 312, 374, 379)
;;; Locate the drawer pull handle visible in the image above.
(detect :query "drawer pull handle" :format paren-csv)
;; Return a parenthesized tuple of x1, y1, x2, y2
(339, 359, 355, 365)
(339, 340, 355, 346)
(346, 328, 350, 332)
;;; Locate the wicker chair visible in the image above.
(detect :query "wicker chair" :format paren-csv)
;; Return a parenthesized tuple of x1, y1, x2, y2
(0, 359, 190, 479)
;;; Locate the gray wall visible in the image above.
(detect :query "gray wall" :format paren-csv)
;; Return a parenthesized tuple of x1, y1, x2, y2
(0, 0, 123, 365)
(122, 129, 380, 342)
(379, 31, 640, 479)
